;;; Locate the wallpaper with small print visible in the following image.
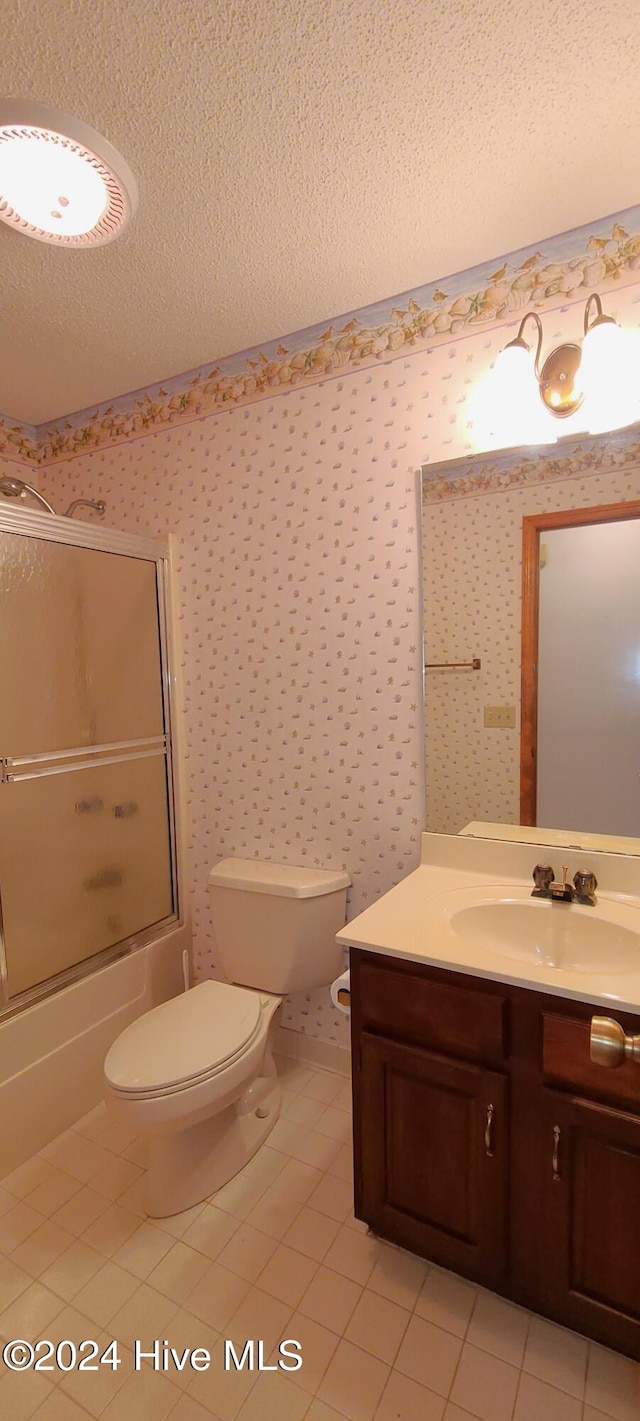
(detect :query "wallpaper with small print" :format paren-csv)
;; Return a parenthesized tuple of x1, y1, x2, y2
(38, 269, 640, 1046)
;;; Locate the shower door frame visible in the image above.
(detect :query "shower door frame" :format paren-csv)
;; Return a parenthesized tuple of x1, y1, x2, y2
(0, 503, 183, 1019)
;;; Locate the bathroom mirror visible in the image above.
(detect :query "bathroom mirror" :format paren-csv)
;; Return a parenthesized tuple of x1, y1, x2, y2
(421, 421, 640, 852)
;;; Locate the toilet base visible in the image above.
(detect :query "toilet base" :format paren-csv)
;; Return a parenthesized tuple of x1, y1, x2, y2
(143, 1071, 282, 1217)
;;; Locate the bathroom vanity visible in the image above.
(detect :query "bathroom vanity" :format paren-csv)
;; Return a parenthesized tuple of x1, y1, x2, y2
(338, 833, 640, 1360)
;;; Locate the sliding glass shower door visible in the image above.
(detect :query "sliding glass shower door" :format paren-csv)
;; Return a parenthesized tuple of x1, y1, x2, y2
(0, 514, 179, 1013)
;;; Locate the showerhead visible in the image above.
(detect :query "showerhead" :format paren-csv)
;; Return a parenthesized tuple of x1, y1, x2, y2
(0, 475, 26, 498)
(0, 475, 56, 513)
(0, 480, 105, 520)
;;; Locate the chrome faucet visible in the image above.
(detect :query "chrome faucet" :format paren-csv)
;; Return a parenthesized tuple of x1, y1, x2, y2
(531, 864, 598, 906)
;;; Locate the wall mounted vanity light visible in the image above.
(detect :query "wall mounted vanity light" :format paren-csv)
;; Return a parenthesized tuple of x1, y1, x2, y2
(0, 100, 138, 246)
(470, 293, 639, 450)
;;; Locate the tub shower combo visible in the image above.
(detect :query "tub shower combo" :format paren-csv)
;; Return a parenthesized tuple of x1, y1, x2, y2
(0, 495, 186, 1171)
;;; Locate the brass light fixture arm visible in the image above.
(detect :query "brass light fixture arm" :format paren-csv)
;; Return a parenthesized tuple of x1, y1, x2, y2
(508, 311, 544, 379)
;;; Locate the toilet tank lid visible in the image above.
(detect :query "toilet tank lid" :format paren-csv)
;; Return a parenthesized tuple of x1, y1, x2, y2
(208, 858, 350, 898)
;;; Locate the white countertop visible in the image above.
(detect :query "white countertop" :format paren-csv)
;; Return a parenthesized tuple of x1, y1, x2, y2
(337, 832, 640, 1014)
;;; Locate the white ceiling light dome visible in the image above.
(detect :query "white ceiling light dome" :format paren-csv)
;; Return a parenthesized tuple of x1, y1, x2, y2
(0, 99, 138, 247)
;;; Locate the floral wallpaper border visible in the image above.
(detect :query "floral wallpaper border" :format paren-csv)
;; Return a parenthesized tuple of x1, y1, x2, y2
(421, 424, 640, 503)
(3, 205, 640, 470)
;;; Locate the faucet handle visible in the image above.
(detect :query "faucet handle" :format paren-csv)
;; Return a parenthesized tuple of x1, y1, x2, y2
(532, 864, 554, 892)
(573, 870, 598, 902)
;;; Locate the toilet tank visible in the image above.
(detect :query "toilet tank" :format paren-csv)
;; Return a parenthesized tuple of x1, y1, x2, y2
(207, 858, 350, 994)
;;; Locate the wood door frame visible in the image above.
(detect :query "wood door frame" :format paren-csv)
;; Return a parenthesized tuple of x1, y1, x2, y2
(520, 498, 640, 825)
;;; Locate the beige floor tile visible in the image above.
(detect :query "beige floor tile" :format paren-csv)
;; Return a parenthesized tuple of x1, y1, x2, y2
(97, 1121, 141, 1154)
(0, 1365, 55, 1421)
(241, 1146, 289, 1192)
(327, 1143, 354, 1183)
(299, 1265, 362, 1334)
(318, 1337, 390, 1421)
(73, 1258, 141, 1325)
(81, 1201, 141, 1257)
(112, 1220, 175, 1279)
(284, 1128, 342, 1172)
(0, 1201, 45, 1252)
(314, 1106, 352, 1143)
(90, 1155, 144, 1202)
(283, 1094, 328, 1128)
(331, 1083, 354, 1114)
(443, 1407, 479, 1420)
(165, 1384, 217, 1418)
(367, 1243, 428, 1310)
(523, 1315, 588, 1399)
(57, 1333, 132, 1417)
(187, 1335, 258, 1419)
(245, 1184, 305, 1241)
(0, 1279, 64, 1342)
(61, 1136, 116, 1185)
(187, 1260, 252, 1332)
(38, 1129, 82, 1168)
(395, 1314, 462, 1397)
(306, 1400, 351, 1421)
(306, 1174, 354, 1222)
(256, 1242, 318, 1307)
(27, 1169, 81, 1217)
(324, 1223, 381, 1285)
(226, 1285, 294, 1356)
(275, 1157, 325, 1204)
(583, 1409, 623, 1421)
(182, 1204, 240, 1260)
(375, 1369, 446, 1421)
(275, 1061, 316, 1095)
(279, 1309, 340, 1393)
(49, 1299, 111, 1345)
(449, 1340, 520, 1421)
(300, 1072, 344, 1105)
(162, 1305, 220, 1390)
(109, 1281, 176, 1347)
(147, 1240, 213, 1304)
(585, 1342, 640, 1421)
(0, 1255, 31, 1311)
(25, 1389, 89, 1420)
(1, 1156, 55, 1201)
(51, 1185, 108, 1237)
(212, 1172, 272, 1223)
(151, 1200, 209, 1241)
(235, 1370, 311, 1421)
(345, 1288, 411, 1364)
(513, 1371, 583, 1421)
(101, 1365, 181, 1421)
(466, 1288, 530, 1367)
(415, 1267, 477, 1339)
(283, 1206, 341, 1263)
(10, 1220, 74, 1279)
(40, 1239, 105, 1303)
(216, 1223, 278, 1283)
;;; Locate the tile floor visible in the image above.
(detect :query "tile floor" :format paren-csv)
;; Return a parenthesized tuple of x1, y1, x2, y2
(1, 1057, 639, 1421)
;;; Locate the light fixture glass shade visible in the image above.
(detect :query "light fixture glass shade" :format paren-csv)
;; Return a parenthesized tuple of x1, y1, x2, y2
(0, 100, 138, 246)
(469, 343, 557, 452)
(580, 320, 640, 434)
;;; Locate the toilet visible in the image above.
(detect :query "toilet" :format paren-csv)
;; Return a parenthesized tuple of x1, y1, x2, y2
(104, 858, 350, 1217)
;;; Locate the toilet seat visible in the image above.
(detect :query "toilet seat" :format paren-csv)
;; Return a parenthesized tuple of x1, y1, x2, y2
(104, 980, 262, 1098)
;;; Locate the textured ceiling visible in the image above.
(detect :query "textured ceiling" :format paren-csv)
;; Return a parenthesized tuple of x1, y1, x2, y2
(2, 0, 640, 425)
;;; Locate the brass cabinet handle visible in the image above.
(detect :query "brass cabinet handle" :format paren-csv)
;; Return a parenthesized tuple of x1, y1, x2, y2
(484, 1103, 495, 1157)
(590, 1016, 640, 1068)
(552, 1125, 561, 1181)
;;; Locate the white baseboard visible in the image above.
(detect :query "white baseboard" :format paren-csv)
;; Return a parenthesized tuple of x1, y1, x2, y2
(274, 1023, 351, 1077)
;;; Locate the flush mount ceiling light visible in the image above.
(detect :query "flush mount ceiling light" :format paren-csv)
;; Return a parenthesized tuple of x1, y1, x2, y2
(0, 100, 138, 246)
(469, 293, 640, 450)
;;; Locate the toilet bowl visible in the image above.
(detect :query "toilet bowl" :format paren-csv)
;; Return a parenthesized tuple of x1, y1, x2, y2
(105, 980, 282, 1217)
(104, 857, 350, 1217)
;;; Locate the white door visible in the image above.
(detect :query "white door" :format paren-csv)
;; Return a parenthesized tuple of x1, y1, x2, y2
(536, 517, 640, 837)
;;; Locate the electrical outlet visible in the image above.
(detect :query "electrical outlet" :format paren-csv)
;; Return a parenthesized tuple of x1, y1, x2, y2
(484, 705, 516, 729)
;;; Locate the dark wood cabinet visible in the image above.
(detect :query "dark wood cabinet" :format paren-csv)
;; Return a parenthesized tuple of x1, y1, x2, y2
(350, 947, 640, 1359)
(359, 1031, 509, 1288)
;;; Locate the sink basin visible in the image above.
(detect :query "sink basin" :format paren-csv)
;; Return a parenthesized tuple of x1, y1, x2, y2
(435, 888, 640, 975)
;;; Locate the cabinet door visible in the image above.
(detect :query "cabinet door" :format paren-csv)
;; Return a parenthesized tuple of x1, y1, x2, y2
(540, 1090, 640, 1358)
(356, 1032, 509, 1287)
